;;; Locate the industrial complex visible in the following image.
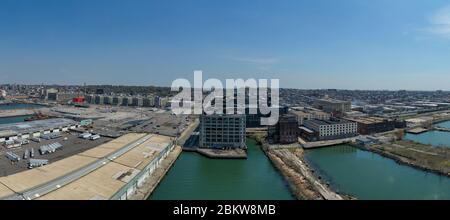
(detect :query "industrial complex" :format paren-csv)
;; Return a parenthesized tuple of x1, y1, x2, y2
(0, 83, 449, 201)
(0, 86, 192, 200)
(0, 133, 176, 200)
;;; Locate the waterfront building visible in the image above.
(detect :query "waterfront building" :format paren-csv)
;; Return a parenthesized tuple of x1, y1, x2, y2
(405, 117, 434, 128)
(199, 114, 246, 149)
(0, 118, 80, 143)
(302, 118, 357, 141)
(346, 117, 403, 135)
(268, 114, 299, 144)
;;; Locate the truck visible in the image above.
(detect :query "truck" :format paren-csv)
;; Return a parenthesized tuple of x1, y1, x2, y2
(41, 133, 62, 140)
(23, 149, 29, 159)
(39, 142, 63, 155)
(31, 137, 41, 143)
(28, 159, 49, 169)
(6, 152, 20, 162)
(89, 134, 100, 141)
(3, 139, 14, 146)
(15, 138, 29, 145)
(79, 132, 92, 139)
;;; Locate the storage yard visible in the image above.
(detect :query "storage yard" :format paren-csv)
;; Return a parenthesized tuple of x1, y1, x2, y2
(0, 118, 79, 143)
(0, 103, 195, 200)
(0, 133, 176, 200)
(38, 105, 192, 137)
(0, 132, 111, 176)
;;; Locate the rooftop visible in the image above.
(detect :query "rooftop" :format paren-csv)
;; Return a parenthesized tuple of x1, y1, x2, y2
(305, 118, 354, 126)
(291, 109, 330, 117)
(0, 118, 77, 135)
(0, 133, 173, 200)
(316, 98, 350, 104)
(347, 117, 387, 124)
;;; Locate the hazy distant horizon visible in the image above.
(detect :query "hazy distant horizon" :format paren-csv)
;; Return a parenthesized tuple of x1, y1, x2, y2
(1, 0, 450, 91)
(1, 82, 448, 93)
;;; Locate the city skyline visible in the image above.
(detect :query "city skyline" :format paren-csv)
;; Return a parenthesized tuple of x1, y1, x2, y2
(1, 0, 450, 90)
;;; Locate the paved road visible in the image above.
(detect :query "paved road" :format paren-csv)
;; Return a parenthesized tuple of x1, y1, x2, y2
(3, 134, 153, 200)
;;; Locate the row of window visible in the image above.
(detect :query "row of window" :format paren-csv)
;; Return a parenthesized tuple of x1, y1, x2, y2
(204, 139, 242, 143)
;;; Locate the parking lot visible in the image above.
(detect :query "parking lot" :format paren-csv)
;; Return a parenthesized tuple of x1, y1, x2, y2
(0, 132, 112, 177)
(126, 113, 191, 136)
(94, 111, 193, 137)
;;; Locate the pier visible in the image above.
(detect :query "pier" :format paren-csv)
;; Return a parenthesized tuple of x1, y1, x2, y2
(263, 146, 343, 200)
(299, 137, 355, 149)
(0, 109, 34, 118)
(433, 126, 450, 132)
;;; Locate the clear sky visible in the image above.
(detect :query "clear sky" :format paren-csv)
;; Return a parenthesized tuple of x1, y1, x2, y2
(0, 0, 450, 90)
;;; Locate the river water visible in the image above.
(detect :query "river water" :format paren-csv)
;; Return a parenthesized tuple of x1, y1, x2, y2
(0, 103, 43, 110)
(150, 139, 294, 200)
(0, 103, 43, 125)
(0, 115, 30, 125)
(304, 144, 450, 200)
(404, 121, 450, 148)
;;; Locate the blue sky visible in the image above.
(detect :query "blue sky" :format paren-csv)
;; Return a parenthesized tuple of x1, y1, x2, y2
(0, 0, 450, 90)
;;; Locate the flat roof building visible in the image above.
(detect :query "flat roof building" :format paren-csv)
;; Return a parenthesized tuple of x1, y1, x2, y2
(0, 133, 176, 200)
(314, 98, 351, 114)
(199, 114, 246, 149)
(0, 118, 79, 143)
(346, 117, 397, 135)
(268, 114, 299, 144)
(302, 118, 357, 141)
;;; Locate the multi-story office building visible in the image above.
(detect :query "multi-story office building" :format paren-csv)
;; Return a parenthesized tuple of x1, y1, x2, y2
(199, 114, 246, 149)
(314, 98, 351, 113)
(302, 118, 357, 141)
